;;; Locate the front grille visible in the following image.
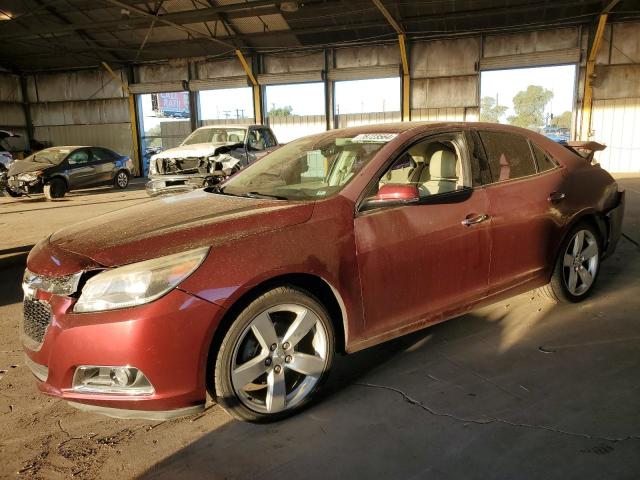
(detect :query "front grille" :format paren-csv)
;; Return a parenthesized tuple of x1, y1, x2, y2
(23, 298, 52, 344)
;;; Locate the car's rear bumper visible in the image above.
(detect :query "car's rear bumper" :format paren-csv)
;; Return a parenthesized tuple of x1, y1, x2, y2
(145, 174, 207, 196)
(604, 189, 625, 258)
(23, 288, 225, 419)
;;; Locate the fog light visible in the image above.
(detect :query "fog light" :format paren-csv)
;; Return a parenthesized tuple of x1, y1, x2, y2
(72, 365, 154, 395)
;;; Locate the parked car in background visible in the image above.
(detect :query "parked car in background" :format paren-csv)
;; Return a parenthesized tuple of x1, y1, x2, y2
(0, 129, 20, 169)
(6, 146, 133, 200)
(146, 124, 279, 196)
(22, 122, 623, 422)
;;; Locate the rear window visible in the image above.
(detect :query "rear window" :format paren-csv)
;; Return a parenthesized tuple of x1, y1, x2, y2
(92, 148, 116, 162)
(530, 143, 557, 172)
(479, 131, 537, 182)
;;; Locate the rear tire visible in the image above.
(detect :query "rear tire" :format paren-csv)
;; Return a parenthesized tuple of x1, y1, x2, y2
(213, 286, 335, 422)
(538, 221, 601, 303)
(114, 170, 129, 189)
(43, 178, 66, 200)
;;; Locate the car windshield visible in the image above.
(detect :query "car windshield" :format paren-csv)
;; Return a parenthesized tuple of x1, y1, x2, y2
(27, 148, 72, 164)
(219, 131, 396, 200)
(182, 128, 247, 146)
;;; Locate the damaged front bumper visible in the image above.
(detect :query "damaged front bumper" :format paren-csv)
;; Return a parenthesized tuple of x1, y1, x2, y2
(7, 176, 42, 194)
(146, 173, 210, 197)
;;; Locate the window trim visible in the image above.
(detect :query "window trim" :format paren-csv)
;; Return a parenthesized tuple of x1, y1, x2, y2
(355, 130, 475, 215)
(528, 140, 560, 173)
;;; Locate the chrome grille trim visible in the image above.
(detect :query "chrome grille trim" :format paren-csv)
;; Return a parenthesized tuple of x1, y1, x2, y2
(22, 297, 52, 349)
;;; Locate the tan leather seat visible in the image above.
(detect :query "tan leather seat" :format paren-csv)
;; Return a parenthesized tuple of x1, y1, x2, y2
(419, 150, 459, 195)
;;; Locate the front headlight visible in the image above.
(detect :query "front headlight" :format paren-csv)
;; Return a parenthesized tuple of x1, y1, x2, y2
(17, 172, 42, 182)
(74, 247, 209, 313)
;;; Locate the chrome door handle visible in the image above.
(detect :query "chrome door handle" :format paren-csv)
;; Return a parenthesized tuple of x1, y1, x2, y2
(548, 192, 566, 203)
(462, 214, 489, 226)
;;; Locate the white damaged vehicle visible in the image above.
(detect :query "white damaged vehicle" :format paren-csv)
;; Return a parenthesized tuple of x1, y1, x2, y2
(146, 124, 279, 196)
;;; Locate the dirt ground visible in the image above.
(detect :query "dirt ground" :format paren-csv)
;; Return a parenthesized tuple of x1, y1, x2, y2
(0, 176, 639, 479)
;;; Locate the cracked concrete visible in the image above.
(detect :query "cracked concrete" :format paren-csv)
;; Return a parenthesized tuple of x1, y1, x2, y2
(356, 382, 640, 443)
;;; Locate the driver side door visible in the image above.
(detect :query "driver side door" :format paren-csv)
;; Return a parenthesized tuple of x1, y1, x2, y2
(353, 131, 492, 339)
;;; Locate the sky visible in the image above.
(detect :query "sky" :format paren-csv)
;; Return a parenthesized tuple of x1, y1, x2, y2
(480, 65, 577, 119)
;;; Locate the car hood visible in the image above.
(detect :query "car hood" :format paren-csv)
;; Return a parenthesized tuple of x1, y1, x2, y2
(7, 160, 56, 176)
(152, 142, 238, 160)
(48, 189, 314, 267)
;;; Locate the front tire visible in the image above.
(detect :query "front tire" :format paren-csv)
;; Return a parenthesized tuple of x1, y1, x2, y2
(6, 188, 22, 198)
(539, 222, 601, 303)
(213, 287, 335, 422)
(43, 178, 66, 200)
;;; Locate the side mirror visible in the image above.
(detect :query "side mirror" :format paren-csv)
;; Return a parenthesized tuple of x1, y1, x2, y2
(361, 184, 420, 211)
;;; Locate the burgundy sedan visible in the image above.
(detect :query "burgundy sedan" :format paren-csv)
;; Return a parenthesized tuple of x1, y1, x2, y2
(22, 122, 624, 422)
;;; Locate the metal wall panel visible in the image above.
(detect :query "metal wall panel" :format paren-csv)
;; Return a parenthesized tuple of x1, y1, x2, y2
(335, 111, 401, 128)
(257, 71, 323, 85)
(479, 48, 580, 70)
(137, 64, 188, 83)
(611, 22, 640, 65)
(263, 52, 325, 74)
(0, 73, 22, 102)
(0, 103, 26, 127)
(129, 82, 186, 94)
(591, 98, 640, 173)
(483, 28, 580, 58)
(189, 77, 249, 90)
(335, 44, 400, 69)
(411, 76, 478, 109)
(411, 38, 480, 78)
(197, 58, 248, 79)
(33, 124, 133, 159)
(592, 64, 640, 100)
(26, 70, 127, 102)
(30, 99, 129, 126)
(328, 65, 399, 81)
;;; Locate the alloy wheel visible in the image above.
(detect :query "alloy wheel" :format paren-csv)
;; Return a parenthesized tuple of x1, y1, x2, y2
(562, 229, 599, 296)
(230, 304, 329, 414)
(117, 172, 128, 188)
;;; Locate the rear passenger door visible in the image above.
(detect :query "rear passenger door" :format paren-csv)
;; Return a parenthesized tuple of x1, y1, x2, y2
(90, 148, 117, 185)
(475, 129, 565, 294)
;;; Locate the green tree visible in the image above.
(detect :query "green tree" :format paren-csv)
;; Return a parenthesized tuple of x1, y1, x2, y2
(550, 110, 572, 129)
(268, 104, 293, 117)
(480, 96, 508, 123)
(507, 85, 553, 129)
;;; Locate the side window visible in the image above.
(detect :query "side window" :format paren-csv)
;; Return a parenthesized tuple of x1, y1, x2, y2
(260, 129, 276, 148)
(479, 131, 537, 182)
(530, 142, 557, 172)
(92, 148, 115, 163)
(67, 149, 89, 165)
(368, 133, 467, 200)
(247, 129, 265, 151)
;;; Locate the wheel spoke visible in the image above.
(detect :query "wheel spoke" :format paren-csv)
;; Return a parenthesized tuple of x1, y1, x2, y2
(265, 370, 286, 412)
(581, 242, 598, 260)
(232, 355, 268, 389)
(567, 269, 578, 293)
(577, 266, 593, 288)
(250, 311, 278, 350)
(563, 254, 574, 267)
(572, 231, 584, 255)
(282, 308, 317, 348)
(288, 353, 325, 377)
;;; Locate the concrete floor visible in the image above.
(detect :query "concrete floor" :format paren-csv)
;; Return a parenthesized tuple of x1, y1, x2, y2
(0, 176, 638, 479)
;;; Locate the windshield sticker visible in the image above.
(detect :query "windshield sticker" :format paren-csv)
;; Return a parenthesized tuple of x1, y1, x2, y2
(352, 133, 398, 143)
